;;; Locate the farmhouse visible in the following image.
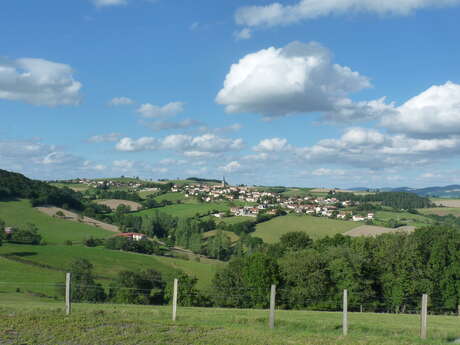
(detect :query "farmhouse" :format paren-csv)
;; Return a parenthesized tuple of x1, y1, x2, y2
(115, 232, 146, 241)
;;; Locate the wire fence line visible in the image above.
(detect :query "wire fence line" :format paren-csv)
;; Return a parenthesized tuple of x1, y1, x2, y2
(2, 275, 460, 340)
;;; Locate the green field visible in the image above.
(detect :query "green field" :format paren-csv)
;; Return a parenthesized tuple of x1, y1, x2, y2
(254, 214, 359, 243)
(280, 188, 313, 198)
(135, 202, 231, 218)
(0, 301, 458, 345)
(0, 243, 219, 290)
(0, 200, 113, 244)
(154, 255, 225, 290)
(49, 182, 90, 191)
(154, 192, 191, 203)
(0, 256, 64, 296)
(374, 210, 433, 227)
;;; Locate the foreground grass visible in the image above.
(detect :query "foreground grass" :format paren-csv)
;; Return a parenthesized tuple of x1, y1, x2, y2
(254, 214, 358, 243)
(0, 301, 459, 345)
(0, 199, 113, 244)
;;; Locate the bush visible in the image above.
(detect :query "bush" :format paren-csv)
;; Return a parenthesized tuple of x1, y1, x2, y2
(9, 224, 42, 245)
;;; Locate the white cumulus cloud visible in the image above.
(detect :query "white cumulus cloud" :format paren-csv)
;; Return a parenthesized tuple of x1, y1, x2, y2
(253, 138, 290, 152)
(216, 41, 372, 119)
(115, 137, 159, 152)
(381, 81, 460, 137)
(235, 0, 460, 28)
(220, 161, 242, 173)
(0, 57, 82, 106)
(137, 102, 184, 118)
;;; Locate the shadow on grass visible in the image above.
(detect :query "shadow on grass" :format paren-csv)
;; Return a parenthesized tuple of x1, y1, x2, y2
(6, 252, 38, 257)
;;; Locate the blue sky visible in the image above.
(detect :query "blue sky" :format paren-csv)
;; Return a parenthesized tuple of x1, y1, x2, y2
(1, 0, 460, 188)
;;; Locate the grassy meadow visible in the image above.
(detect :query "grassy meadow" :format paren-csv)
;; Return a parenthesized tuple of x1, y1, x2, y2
(0, 301, 459, 345)
(135, 202, 231, 218)
(0, 199, 113, 244)
(374, 210, 433, 227)
(419, 207, 460, 217)
(0, 243, 220, 290)
(254, 214, 359, 243)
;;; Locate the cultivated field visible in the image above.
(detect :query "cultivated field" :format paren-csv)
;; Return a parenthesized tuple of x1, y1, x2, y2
(94, 199, 142, 211)
(344, 225, 415, 237)
(36, 206, 119, 233)
(0, 200, 114, 244)
(254, 214, 359, 243)
(431, 198, 460, 207)
(419, 207, 460, 217)
(0, 301, 459, 345)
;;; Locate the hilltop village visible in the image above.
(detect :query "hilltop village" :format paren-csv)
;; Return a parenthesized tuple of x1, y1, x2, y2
(177, 182, 373, 222)
(65, 177, 373, 222)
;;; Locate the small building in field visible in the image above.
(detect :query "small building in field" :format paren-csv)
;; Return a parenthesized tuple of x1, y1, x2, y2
(115, 232, 146, 241)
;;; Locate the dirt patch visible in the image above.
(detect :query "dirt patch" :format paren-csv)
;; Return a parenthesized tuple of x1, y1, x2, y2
(94, 199, 142, 211)
(344, 225, 415, 237)
(35, 206, 119, 233)
(432, 199, 460, 207)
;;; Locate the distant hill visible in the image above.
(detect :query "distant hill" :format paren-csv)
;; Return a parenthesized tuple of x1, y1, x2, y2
(349, 185, 460, 198)
(0, 169, 83, 209)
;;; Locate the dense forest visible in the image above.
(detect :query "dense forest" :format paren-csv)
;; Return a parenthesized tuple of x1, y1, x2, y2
(213, 226, 460, 313)
(0, 169, 83, 209)
(334, 191, 434, 209)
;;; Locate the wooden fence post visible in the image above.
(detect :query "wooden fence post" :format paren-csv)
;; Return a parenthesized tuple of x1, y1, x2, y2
(172, 279, 178, 321)
(420, 294, 428, 339)
(343, 289, 348, 336)
(65, 272, 71, 316)
(269, 284, 276, 329)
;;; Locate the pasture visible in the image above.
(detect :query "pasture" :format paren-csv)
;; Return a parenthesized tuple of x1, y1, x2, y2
(0, 200, 113, 244)
(374, 210, 432, 227)
(254, 214, 359, 243)
(419, 207, 460, 217)
(135, 202, 230, 218)
(94, 199, 142, 211)
(0, 301, 459, 345)
(430, 198, 460, 207)
(0, 243, 219, 290)
(153, 192, 189, 203)
(49, 182, 90, 192)
(36, 206, 119, 233)
(344, 225, 415, 237)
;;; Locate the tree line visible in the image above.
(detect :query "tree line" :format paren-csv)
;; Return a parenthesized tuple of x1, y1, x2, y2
(333, 191, 434, 210)
(213, 226, 460, 313)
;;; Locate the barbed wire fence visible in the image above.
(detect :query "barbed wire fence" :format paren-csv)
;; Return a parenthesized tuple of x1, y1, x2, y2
(1, 274, 460, 341)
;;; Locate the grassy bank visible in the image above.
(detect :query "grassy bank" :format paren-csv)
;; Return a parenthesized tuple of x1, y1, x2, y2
(0, 301, 458, 345)
(0, 199, 113, 244)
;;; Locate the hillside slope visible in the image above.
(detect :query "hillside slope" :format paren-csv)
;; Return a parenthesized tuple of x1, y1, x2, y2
(0, 200, 113, 244)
